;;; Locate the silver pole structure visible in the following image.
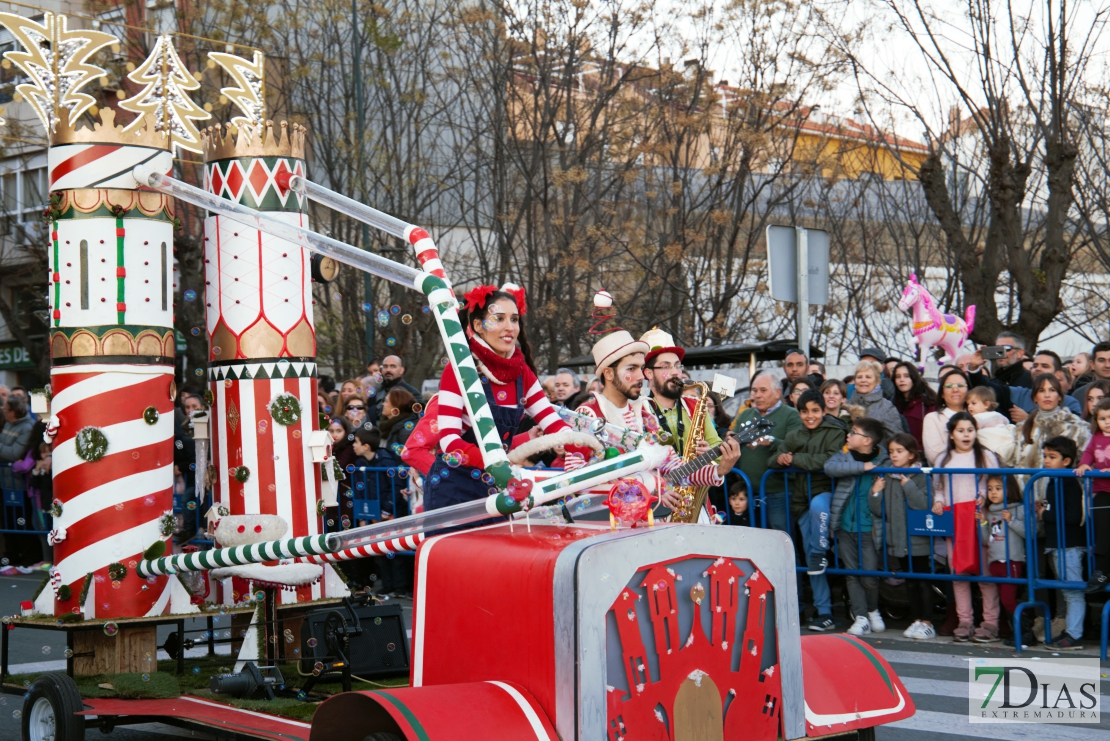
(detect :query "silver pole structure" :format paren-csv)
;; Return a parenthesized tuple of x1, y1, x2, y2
(286, 174, 410, 240)
(135, 168, 423, 289)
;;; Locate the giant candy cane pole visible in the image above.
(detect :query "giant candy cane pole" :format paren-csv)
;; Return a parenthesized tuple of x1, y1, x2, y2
(45, 113, 178, 618)
(135, 162, 514, 486)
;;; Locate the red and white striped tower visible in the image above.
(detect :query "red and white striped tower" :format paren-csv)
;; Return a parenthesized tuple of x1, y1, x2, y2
(202, 122, 328, 604)
(44, 109, 178, 618)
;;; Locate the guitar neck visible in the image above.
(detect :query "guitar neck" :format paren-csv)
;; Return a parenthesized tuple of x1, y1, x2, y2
(665, 442, 724, 483)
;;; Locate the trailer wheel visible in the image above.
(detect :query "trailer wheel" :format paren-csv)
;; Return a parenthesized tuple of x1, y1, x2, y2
(22, 672, 84, 741)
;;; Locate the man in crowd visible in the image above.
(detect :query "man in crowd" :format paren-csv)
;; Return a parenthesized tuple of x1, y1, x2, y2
(0, 386, 9, 406)
(1074, 341, 1110, 412)
(182, 394, 206, 416)
(994, 331, 1033, 388)
(781, 350, 808, 395)
(551, 368, 581, 407)
(368, 355, 420, 425)
(807, 362, 826, 381)
(730, 371, 801, 533)
(0, 397, 33, 462)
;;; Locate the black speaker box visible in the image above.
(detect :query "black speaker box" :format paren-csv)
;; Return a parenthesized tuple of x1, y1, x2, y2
(299, 603, 409, 678)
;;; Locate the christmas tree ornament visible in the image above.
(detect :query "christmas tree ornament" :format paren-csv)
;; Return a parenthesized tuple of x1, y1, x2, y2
(120, 35, 211, 153)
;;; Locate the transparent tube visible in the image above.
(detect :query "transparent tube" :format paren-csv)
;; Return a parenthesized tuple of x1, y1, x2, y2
(142, 172, 422, 288)
(288, 175, 410, 240)
(325, 488, 610, 552)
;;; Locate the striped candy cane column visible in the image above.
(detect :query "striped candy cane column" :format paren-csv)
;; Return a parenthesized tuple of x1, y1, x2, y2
(44, 110, 177, 618)
(202, 122, 327, 605)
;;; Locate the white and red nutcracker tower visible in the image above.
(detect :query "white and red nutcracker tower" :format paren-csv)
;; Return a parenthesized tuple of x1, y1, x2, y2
(202, 121, 328, 604)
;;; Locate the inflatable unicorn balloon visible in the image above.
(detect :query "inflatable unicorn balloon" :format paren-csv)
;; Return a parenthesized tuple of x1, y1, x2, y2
(898, 274, 976, 366)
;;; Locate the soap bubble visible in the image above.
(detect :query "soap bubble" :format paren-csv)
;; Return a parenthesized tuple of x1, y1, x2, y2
(362, 302, 372, 313)
(15, 518, 23, 526)
(193, 666, 201, 674)
(194, 368, 203, 376)
(103, 622, 118, 637)
(12, 710, 20, 719)
(390, 305, 401, 314)
(307, 637, 317, 647)
(401, 314, 413, 325)
(184, 290, 197, 302)
(41, 646, 50, 654)
(386, 337, 397, 347)
(190, 327, 201, 336)
(422, 305, 430, 313)
(142, 673, 150, 682)
(64, 647, 72, 658)
(386, 642, 396, 652)
(332, 292, 341, 301)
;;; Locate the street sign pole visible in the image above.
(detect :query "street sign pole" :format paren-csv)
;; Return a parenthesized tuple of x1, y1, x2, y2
(795, 226, 809, 355)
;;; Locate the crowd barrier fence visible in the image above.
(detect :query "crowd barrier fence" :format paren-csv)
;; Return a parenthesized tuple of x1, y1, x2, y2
(743, 465, 1110, 657)
(0, 463, 50, 534)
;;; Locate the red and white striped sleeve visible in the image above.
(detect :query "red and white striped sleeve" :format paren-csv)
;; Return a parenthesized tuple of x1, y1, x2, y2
(686, 464, 724, 488)
(435, 364, 474, 457)
(521, 370, 571, 434)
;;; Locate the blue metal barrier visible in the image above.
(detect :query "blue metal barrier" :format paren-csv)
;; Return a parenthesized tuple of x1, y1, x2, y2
(0, 463, 49, 534)
(742, 464, 1110, 655)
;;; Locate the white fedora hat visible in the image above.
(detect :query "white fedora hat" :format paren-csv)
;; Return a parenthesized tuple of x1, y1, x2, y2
(591, 330, 649, 374)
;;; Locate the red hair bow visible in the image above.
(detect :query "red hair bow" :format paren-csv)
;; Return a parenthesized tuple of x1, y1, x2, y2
(463, 284, 497, 314)
(502, 283, 527, 315)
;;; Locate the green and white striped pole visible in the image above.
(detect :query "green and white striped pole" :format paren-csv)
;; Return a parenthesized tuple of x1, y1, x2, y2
(136, 534, 334, 578)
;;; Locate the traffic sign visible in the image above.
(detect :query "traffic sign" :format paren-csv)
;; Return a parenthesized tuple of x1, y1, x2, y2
(766, 225, 829, 306)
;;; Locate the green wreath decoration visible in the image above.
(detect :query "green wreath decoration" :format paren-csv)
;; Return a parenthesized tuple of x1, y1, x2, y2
(217, 505, 229, 517)
(143, 406, 159, 425)
(75, 427, 108, 463)
(234, 466, 251, 483)
(56, 584, 71, 601)
(159, 512, 175, 537)
(269, 393, 302, 426)
(49, 500, 62, 518)
(107, 562, 127, 581)
(203, 389, 214, 407)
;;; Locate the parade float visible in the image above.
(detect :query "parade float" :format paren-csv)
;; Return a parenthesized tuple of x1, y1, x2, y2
(0, 15, 914, 741)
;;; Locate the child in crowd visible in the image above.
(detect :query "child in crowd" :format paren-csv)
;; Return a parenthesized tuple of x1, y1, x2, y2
(978, 474, 1026, 645)
(932, 411, 1000, 642)
(870, 433, 935, 640)
(1036, 436, 1086, 649)
(966, 387, 1009, 429)
(826, 417, 890, 636)
(770, 390, 847, 632)
(352, 427, 411, 598)
(1077, 398, 1110, 593)
(725, 480, 750, 527)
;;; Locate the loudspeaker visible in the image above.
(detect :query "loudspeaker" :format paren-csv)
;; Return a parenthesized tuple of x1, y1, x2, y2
(300, 603, 409, 679)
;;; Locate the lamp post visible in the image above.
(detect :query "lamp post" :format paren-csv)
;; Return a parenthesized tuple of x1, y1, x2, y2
(352, 0, 375, 364)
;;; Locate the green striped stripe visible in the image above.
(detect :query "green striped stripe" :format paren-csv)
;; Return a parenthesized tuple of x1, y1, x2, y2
(833, 634, 894, 695)
(370, 691, 431, 741)
(115, 217, 125, 323)
(52, 221, 60, 327)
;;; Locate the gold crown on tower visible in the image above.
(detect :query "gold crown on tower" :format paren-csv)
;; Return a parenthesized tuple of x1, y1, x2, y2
(202, 120, 307, 162)
(51, 107, 171, 150)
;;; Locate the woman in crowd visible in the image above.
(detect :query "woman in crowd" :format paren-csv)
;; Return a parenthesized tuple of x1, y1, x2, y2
(892, 361, 937, 451)
(338, 394, 368, 429)
(1082, 379, 1110, 422)
(787, 379, 814, 409)
(820, 379, 856, 426)
(923, 367, 969, 465)
(339, 379, 361, 402)
(379, 387, 420, 456)
(1012, 374, 1090, 474)
(849, 360, 904, 443)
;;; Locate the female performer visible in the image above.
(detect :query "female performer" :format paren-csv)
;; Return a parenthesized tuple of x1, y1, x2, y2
(424, 284, 597, 511)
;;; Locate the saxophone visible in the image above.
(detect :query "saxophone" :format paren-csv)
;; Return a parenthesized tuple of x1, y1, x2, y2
(668, 381, 712, 523)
